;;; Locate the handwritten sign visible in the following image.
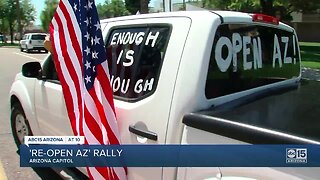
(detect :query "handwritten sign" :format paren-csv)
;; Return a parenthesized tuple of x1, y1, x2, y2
(107, 27, 168, 98)
(214, 33, 297, 72)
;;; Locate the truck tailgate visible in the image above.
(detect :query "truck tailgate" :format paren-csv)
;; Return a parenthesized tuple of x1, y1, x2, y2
(183, 79, 320, 144)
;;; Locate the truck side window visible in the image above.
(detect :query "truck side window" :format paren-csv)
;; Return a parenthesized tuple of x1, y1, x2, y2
(205, 24, 300, 99)
(105, 25, 171, 101)
(42, 55, 59, 82)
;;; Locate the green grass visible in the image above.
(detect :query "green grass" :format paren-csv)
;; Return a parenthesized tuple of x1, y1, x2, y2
(301, 61, 320, 69)
(299, 42, 320, 47)
(0, 42, 19, 47)
(299, 42, 320, 69)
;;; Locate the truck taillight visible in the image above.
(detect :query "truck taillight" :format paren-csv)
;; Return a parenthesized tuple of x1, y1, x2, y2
(252, 14, 279, 25)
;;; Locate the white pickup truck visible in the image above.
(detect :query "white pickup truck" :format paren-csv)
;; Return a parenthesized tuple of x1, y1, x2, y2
(9, 11, 320, 179)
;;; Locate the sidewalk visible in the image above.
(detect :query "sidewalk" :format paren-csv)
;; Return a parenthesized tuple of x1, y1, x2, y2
(0, 160, 7, 180)
(302, 67, 320, 81)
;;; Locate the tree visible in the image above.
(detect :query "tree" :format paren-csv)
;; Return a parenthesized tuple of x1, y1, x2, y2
(140, 0, 150, 14)
(125, 0, 140, 14)
(4, 0, 18, 43)
(259, 0, 320, 20)
(16, 0, 22, 41)
(202, 0, 260, 11)
(229, 0, 260, 12)
(260, 0, 273, 15)
(0, 0, 7, 34)
(202, 0, 231, 10)
(17, 0, 36, 39)
(20, 0, 36, 28)
(277, 0, 320, 13)
(201, 0, 320, 21)
(125, 0, 150, 14)
(0, 0, 35, 43)
(40, 0, 58, 32)
(0, 0, 4, 16)
(97, 0, 130, 19)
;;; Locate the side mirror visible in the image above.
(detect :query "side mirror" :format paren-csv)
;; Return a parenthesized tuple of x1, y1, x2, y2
(22, 62, 42, 78)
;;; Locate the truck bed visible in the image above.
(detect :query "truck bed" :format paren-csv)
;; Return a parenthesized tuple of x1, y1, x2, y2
(183, 79, 320, 144)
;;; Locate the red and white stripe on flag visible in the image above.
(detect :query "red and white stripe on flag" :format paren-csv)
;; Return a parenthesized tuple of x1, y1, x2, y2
(49, 0, 126, 179)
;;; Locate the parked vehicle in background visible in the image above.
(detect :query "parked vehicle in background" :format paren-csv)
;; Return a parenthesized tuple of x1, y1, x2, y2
(0, 34, 6, 43)
(20, 33, 48, 53)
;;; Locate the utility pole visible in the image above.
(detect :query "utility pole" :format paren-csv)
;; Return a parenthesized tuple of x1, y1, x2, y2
(163, 0, 171, 12)
(16, 0, 22, 41)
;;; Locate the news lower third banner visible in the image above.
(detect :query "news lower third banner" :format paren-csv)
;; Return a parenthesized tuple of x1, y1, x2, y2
(20, 144, 320, 167)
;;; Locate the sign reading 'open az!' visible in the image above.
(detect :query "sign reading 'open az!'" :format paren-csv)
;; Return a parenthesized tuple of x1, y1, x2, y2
(205, 24, 300, 99)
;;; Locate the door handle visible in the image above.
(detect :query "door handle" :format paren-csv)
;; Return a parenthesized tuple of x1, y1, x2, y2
(129, 125, 158, 141)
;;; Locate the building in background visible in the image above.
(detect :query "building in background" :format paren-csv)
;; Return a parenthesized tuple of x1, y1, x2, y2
(291, 12, 320, 42)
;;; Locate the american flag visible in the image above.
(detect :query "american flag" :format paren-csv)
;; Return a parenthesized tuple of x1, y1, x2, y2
(49, 0, 126, 179)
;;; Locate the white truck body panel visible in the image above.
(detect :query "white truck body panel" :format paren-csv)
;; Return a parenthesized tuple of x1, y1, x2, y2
(181, 125, 320, 180)
(34, 81, 72, 136)
(102, 16, 192, 180)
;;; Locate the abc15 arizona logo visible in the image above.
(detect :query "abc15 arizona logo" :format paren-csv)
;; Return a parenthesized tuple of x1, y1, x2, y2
(286, 148, 307, 163)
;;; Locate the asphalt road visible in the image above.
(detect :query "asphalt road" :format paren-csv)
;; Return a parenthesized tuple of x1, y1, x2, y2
(0, 47, 65, 180)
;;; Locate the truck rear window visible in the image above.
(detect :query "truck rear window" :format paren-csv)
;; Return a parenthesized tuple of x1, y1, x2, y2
(206, 24, 300, 99)
(31, 35, 46, 40)
(105, 25, 171, 101)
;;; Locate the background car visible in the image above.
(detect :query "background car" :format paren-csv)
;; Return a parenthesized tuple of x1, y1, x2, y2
(20, 33, 47, 53)
(0, 34, 6, 43)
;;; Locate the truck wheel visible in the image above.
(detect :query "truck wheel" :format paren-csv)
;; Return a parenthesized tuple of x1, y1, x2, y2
(11, 103, 32, 148)
(20, 46, 23, 52)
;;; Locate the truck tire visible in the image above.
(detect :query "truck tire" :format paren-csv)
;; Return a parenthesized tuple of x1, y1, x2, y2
(10, 103, 32, 148)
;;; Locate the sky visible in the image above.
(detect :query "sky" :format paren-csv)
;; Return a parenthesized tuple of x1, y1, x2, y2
(31, 0, 105, 25)
(31, 0, 166, 25)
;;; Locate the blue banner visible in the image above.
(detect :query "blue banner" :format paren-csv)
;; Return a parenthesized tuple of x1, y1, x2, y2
(20, 145, 320, 167)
